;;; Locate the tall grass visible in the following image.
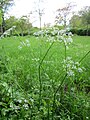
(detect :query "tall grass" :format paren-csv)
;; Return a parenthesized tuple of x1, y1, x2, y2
(0, 34, 90, 119)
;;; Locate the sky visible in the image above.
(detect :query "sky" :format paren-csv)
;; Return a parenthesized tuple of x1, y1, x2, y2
(7, 0, 90, 27)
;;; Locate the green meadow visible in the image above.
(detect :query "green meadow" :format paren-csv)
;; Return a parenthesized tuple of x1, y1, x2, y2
(0, 35, 90, 120)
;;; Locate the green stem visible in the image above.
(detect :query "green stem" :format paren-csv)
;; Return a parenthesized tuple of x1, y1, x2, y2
(79, 50, 90, 63)
(47, 101, 50, 120)
(38, 41, 54, 109)
(65, 44, 67, 60)
(52, 74, 67, 120)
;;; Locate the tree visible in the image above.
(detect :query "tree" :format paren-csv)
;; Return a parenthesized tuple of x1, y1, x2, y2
(69, 14, 82, 29)
(5, 15, 32, 36)
(0, 0, 14, 33)
(55, 3, 76, 28)
(33, 0, 45, 30)
(0, 10, 2, 34)
(79, 6, 90, 30)
(5, 16, 17, 29)
(16, 16, 32, 36)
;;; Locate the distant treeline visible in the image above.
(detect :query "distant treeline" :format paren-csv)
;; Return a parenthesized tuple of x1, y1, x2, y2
(70, 28, 90, 36)
(1, 27, 90, 37)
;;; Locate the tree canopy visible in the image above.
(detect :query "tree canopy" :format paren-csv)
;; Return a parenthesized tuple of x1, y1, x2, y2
(0, 0, 14, 33)
(69, 14, 82, 29)
(70, 6, 90, 29)
(0, 0, 14, 12)
(79, 6, 90, 27)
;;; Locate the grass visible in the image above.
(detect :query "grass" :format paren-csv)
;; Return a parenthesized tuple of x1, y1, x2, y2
(0, 35, 90, 120)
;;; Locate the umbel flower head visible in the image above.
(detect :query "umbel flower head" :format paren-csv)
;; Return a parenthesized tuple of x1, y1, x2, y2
(33, 27, 73, 46)
(63, 57, 85, 77)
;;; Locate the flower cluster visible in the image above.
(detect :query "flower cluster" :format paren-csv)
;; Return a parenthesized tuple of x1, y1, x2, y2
(33, 27, 73, 46)
(33, 30, 45, 37)
(63, 57, 85, 77)
(18, 39, 30, 50)
(58, 33, 73, 46)
(10, 98, 30, 111)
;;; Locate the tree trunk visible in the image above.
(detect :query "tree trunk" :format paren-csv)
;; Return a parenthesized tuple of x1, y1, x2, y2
(39, 16, 41, 30)
(1, 25, 3, 34)
(87, 24, 88, 36)
(2, 11, 5, 33)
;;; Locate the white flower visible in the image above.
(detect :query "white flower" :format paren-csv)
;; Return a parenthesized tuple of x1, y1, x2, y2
(63, 56, 85, 77)
(67, 36, 73, 44)
(26, 39, 29, 43)
(75, 62, 80, 66)
(27, 43, 30, 47)
(72, 65, 77, 70)
(78, 68, 83, 73)
(66, 64, 71, 68)
(23, 104, 29, 110)
(12, 26, 16, 29)
(14, 106, 20, 110)
(59, 30, 66, 35)
(21, 41, 26, 46)
(24, 99, 28, 103)
(66, 57, 72, 61)
(10, 102, 14, 108)
(32, 58, 40, 62)
(86, 117, 89, 119)
(67, 70, 74, 77)
(69, 32, 73, 36)
(17, 99, 22, 103)
(18, 46, 22, 50)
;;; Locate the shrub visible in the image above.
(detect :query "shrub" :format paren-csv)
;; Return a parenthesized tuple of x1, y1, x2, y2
(70, 28, 90, 36)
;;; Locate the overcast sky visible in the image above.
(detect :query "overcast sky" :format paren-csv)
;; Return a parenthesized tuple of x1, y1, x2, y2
(7, 0, 90, 27)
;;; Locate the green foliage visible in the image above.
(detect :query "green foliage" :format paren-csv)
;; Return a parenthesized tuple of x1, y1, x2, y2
(0, 35, 90, 119)
(16, 16, 32, 36)
(0, 0, 14, 33)
(0, 0, 14, 12)
(5, 16, 17, 29)
(70, 6, 90, 31)
(4, 15, 33, 36)
(79, 6, 90, 26)
(0, 10, 2, 25)
(70, 28, 90, 36)
(70, 15, 83, 29)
